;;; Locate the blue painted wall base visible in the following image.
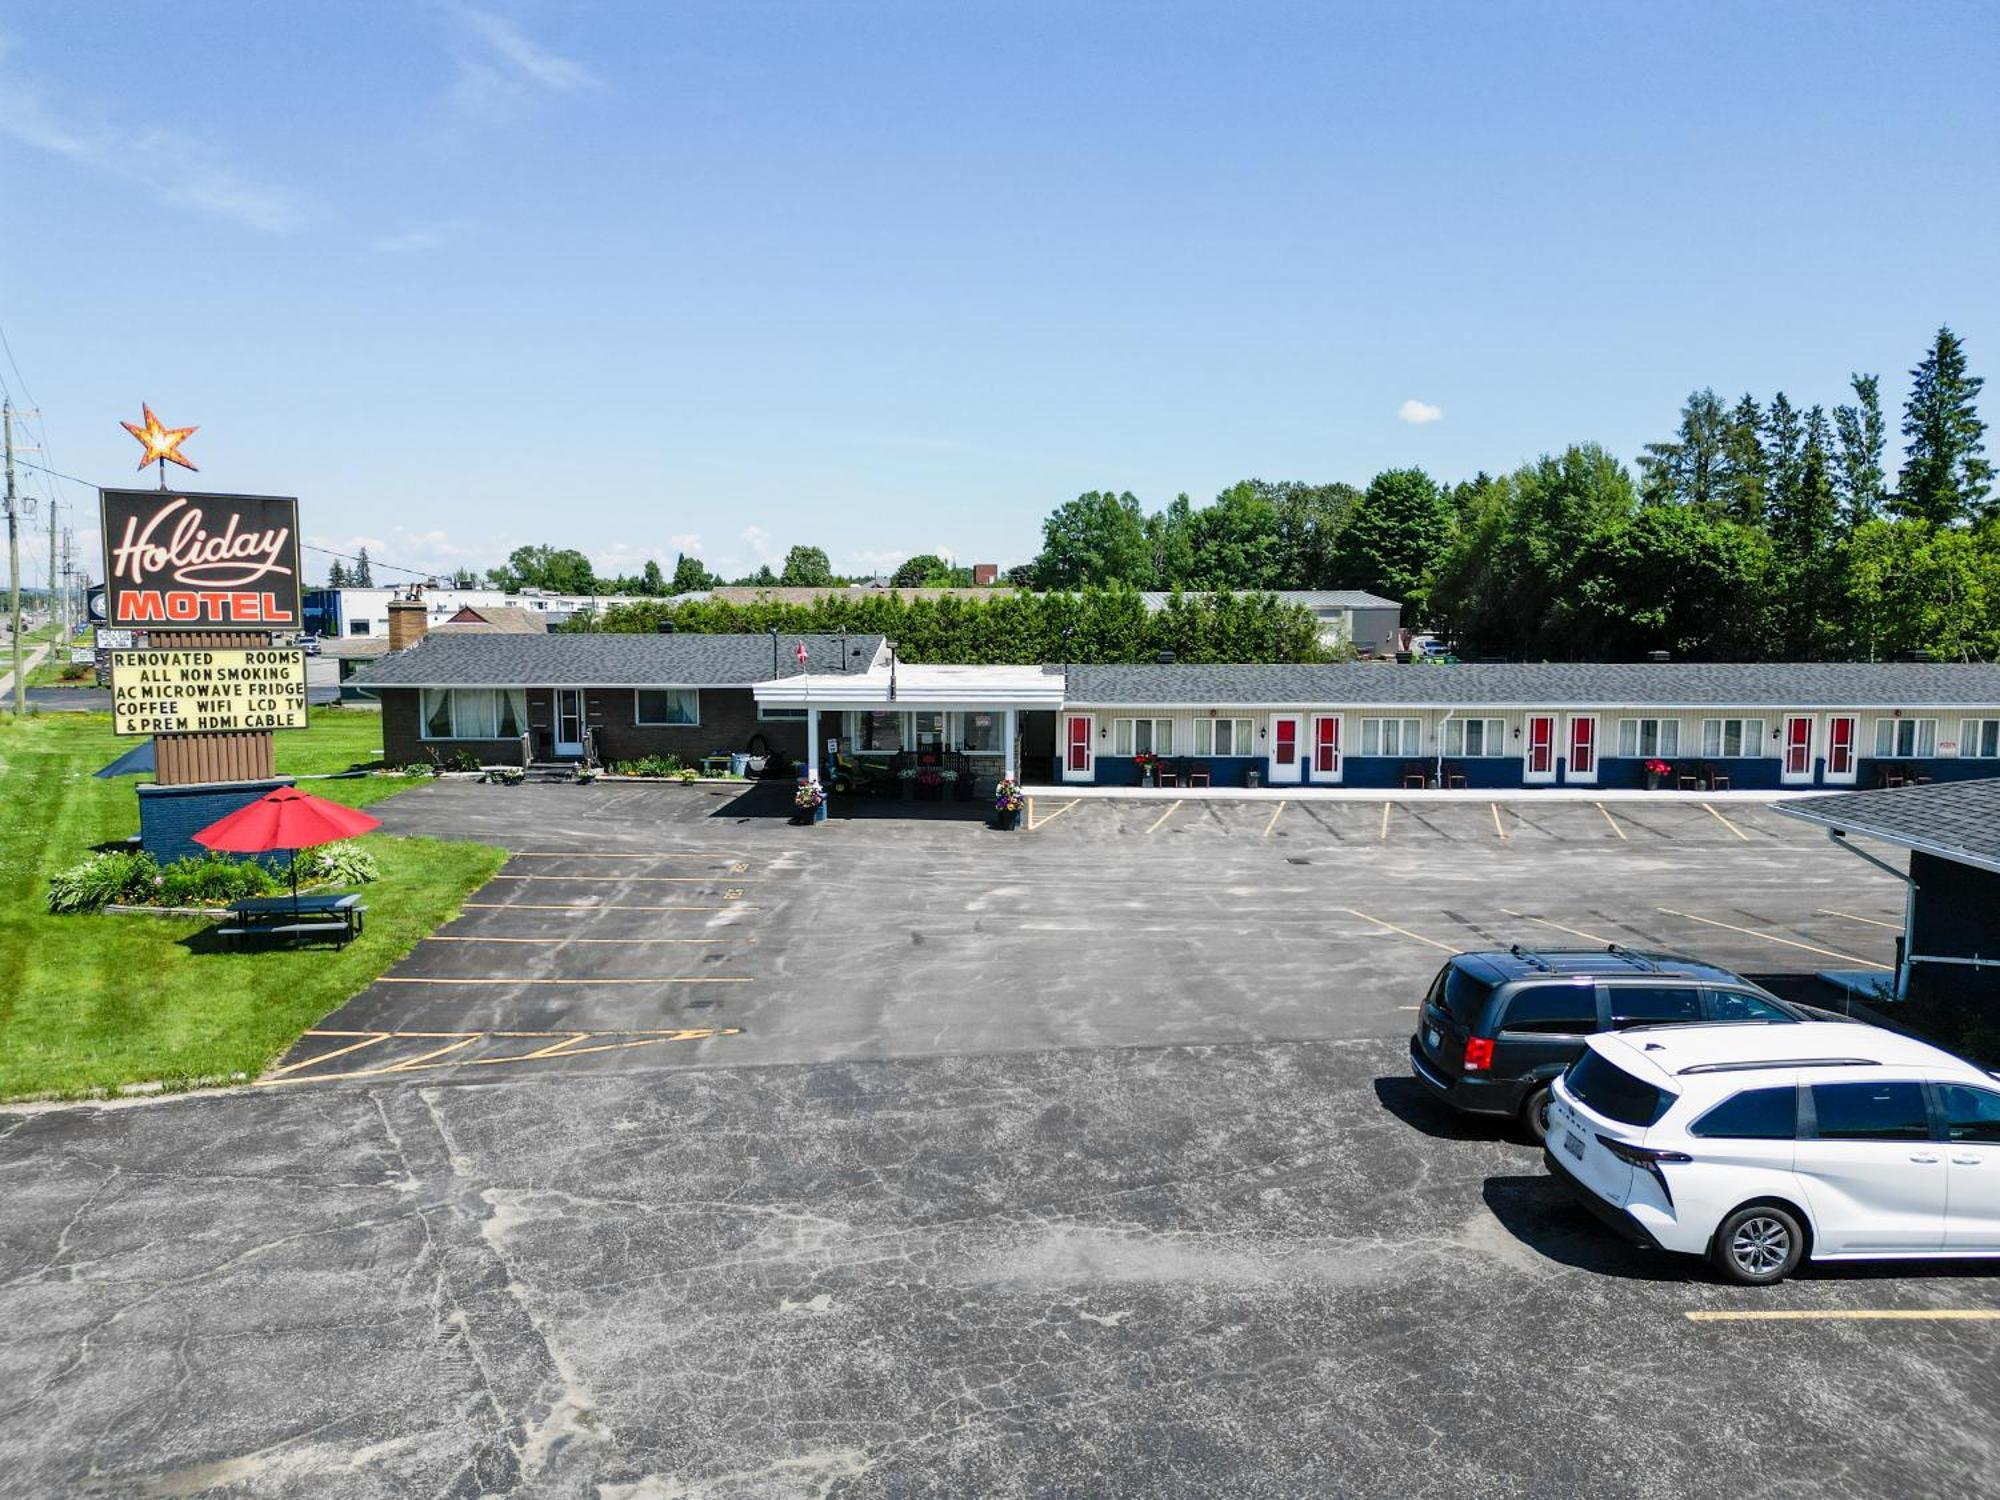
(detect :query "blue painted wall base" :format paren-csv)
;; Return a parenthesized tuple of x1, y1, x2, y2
(136, 778, 296, 864)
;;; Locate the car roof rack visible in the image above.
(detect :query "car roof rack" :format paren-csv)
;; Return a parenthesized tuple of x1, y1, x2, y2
(1508, 943, 1555, 972)
(1606, 943, 1665, 972)
(1676, 1058, 1879, 1075)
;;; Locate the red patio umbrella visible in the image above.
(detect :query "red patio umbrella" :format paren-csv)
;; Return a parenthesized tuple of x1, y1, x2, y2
(194, 786, 383, 912)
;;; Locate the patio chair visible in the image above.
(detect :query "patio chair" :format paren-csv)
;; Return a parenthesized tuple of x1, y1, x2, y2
(1399, 760, 1428, 789)
(1704, 762, 1732, 791)
(1156, 761, 1179, 788)
(1441, 762, 1468, 789)
(1184, 761, 1211, 788)
(1878, 763, 1907, 788)
(1675, 763, 1702, 790)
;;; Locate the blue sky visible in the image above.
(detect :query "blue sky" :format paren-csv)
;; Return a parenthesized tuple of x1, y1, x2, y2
(3, 1, 1995, 587)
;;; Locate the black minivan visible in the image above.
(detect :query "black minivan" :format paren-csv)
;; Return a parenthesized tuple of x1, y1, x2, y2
(1408, 945, 1850, 1141)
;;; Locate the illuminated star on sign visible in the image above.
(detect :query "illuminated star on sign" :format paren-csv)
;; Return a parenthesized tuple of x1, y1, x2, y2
(121, 404, 199, 472)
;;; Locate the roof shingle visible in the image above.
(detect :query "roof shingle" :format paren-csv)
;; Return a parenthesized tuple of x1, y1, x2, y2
(351, 632, 885, 688)
(1778, 776, 2000, 874)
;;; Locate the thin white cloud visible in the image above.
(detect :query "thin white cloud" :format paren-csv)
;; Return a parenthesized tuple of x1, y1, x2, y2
(368, 221, 467, 255)
(453, 4, 600, 93)
(0, 46, 311, 233)
(438, 4, 602, 130)
(1397, 399, 1444, 425)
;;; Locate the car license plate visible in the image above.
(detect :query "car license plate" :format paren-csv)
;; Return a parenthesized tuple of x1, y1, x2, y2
(1425, 1028, 1440, 1050)
(1562, 1131, 1586, 1162)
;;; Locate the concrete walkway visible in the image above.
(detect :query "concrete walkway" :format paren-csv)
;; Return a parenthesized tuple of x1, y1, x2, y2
(1023, 780, 1828, 804)
(0, 639, 50, 702)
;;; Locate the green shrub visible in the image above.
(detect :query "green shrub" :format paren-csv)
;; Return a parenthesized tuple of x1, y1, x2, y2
(296, 842, 380, 887)
(47, 851, 159, 914)
(612, 754, 683, 776)
(154, 855, 278, 908)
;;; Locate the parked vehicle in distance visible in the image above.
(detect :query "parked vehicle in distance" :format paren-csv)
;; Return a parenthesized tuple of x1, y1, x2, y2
(1547, 1023, 2000, 1284)
(1409, 946, 1856, 1143)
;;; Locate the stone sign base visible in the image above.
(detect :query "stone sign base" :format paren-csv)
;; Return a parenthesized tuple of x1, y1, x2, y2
(136, 777, 295, 864)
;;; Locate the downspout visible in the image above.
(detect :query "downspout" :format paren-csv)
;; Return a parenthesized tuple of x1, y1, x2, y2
(1823, 829, 1915, 1001)
(1436, 709, 1454, 790)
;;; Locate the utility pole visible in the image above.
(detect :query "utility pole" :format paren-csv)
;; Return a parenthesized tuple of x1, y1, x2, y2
(47, 494, 59, 648)
(5, 401, 22, 714)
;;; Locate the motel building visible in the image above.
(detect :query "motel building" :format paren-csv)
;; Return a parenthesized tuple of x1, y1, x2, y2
(352, 609, 2000, 796)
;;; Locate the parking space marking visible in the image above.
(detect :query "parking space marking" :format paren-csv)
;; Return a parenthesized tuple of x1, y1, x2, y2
(1379, 803, 1391, 842)
(1655, 907, 1891, 970)
(260, 1026, 742, 1084)
(377, 975, 754, 986)
(424, 935, 749, 945)
(510, 850, 751, 860)
(1499, 908, 1623, 946)
(1702, 803, 1752, 841)
(1263, 801, 1285, 837)
(1685, 1310, 2000, 1323)
(1818, 908, 1902, 930)
(1339, 907, 1457, 953)
(1490, 803, 1507, 841)
(490, 874, 764, 884)
(463, 901, 756, 912)
(1595, 802, 1628, 840)
(1146, 800, 1183, 834)
(1025, 797, 1079, 832)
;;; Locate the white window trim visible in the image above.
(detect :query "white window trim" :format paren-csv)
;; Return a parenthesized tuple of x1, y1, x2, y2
(1193, 718, 1255, 756)
(1959, 718, 2000, 758)
(1616, 717, 1681, 759)
(1873, 717, 1937, 758)
(1699, 717, 1768, 758)
(1358, 717, 1424, 758)
(1444, 717, 1507, 758)
(633, 687, 701, 727)
(420, 687, 530, 741)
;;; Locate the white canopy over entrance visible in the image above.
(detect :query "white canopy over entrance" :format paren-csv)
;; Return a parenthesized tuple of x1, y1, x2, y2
(753, 664, 1066, 784)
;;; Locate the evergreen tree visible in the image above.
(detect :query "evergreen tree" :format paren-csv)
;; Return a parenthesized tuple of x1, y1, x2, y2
(1719, 394, 1767, 524)
(1769, 407, 1840, 657)
(1145, 495, 1198, 588)
(1639, 388, 1729, 507)
(1761, 393, 1804, 538)
(353, 548, 373, 586)
(326, 559, 347, 588)
(1833, 373, 1888, 529)
(1336, 468, 1453, 623)
(1896, 325, 1992, 525)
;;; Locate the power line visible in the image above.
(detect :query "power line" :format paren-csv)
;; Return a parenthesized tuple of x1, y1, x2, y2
(14, 457, 95, 489)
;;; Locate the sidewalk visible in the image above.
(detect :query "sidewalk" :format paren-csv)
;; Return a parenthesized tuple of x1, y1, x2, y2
(1021, 781, 1825, 804)
(0, 640, 50, 702)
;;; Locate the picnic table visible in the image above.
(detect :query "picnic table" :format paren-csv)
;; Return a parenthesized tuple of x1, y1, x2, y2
(214, 892, 366, 948)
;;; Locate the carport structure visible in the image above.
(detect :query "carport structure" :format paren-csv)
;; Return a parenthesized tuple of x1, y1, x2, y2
(753, 660, 1065, 789)
(1779, 775, 2000, 1003)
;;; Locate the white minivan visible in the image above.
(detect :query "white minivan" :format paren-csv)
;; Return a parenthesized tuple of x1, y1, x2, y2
(1546, 1022, 2000, 1284)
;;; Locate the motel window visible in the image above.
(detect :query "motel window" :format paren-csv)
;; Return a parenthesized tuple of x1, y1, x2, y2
(758, 706, 808, 722)
(956, 712, 1004, 755)
(857, 711, 903, 753)
(1192, 718, 1254, 756)
(1960, 720, 2000, 758)
(420, 687, 528, 740)
(1616, 718, 1680, 758)
(348, 620, 371, 636)
(1359, 718, 1423, 757)
(1113, 718, 1175, 756)
(633, 688, 700, 726)
(1700, 718, 1767, 758)
(1874, 718, 1937, 758)
(910, 711, 947, 748)
(1443, 718, 1506, 757)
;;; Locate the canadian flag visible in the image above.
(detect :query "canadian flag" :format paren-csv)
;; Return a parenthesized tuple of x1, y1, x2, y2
(794, 640, 809, 667)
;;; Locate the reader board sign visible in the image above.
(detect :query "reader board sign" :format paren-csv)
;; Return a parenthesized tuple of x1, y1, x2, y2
(100, 489, 302, 629)
(109, 647, 308, 736)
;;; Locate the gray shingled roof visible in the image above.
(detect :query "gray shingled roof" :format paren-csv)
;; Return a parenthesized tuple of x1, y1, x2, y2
(1065, 661, 2000, 708)
(1778, 777, 2000, 875)
(1136, 590, 1400, 612)
(351, 633, 885, 688)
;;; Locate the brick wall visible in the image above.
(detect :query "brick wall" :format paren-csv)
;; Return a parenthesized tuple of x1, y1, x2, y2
(136, 777, 296, 863)
(379, 686, 807, 769)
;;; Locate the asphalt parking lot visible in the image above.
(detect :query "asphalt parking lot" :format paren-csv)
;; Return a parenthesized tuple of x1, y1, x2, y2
(7, 781, 1994, 1499)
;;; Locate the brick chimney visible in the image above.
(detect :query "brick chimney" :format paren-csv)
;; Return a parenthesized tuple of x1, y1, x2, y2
(972, 562, 998, 586)
(387, 596, 429, 652)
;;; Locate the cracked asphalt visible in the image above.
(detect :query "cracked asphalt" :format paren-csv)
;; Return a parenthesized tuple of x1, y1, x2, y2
(5, 783, 1997, 1498)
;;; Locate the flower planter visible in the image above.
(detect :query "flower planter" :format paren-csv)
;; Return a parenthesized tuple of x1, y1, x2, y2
(812, 800, 828, 824)
(1645, 771, 1662, 790)
(994, 807, 1021, 832)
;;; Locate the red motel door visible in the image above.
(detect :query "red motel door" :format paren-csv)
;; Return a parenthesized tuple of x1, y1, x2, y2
(1568, 716, 1596, 779)
(1783, 716, 1814, 782)
(1066, 715, 1092, 775)
(1827, 716, 1856, 781)
(1275, 717, 1298, 767)
(1313, 715, 1341, 775)
(1526, 715, 1555, 779)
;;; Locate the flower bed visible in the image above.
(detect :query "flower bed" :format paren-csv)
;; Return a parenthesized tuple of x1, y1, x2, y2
(47, 844, 381, 916)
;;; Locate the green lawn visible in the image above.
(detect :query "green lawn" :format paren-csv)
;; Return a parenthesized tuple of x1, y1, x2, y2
(0, 708, 504, 1100)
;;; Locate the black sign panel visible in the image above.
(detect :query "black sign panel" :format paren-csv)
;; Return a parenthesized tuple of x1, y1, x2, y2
(100, 489, 302, 630)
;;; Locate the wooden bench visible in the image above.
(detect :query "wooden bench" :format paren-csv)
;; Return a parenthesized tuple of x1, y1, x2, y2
(214, 919, 355, 947)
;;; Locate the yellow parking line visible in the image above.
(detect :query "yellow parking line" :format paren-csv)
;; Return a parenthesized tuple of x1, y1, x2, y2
(1263, 801, 1285, 837)
(264, 1032, 391, 1075)
(1596, 802, 1627, 840)
(489, 874, 761, 884)
(1147, 800, 1183, 834)
(1686, 1310, 2000, 1323)
(380, 1036, 484, 1072)
(258, 1027, 742, 1084)
(1703, 803, 1752, 841)
(1818, 908, 1902, 931)
(1500, 908, 1621, 946)
(1656, 907, 1891, 970)
(425, 935, 747, 945)
(1026, 798, 1079, 832)
(509, 851, 749, 860)
(376, 975, 755, 985)
(462, 902, 753, 912)
(1379, 803, 1392, 842)
(1491, 803, 1507, 841)
(1340, 907, 1457, 953)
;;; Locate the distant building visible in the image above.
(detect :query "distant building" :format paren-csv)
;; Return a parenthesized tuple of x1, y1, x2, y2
(302, 586, 651, 640)
(972, 563, 999, 586)
(1136, 590, 1403, 657)
(434, 604, 550, 635)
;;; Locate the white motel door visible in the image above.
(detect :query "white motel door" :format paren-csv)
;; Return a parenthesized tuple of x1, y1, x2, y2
(1565, 715, 1598, 785)
(1524, 714, 1558, 784)
(1781, 716, 1816, 785)
(1269, 714, 1304, 784)
(555, 689, 586, 756)
(1062, 714, 1095, 783)
(1824, 715, 1859, 786)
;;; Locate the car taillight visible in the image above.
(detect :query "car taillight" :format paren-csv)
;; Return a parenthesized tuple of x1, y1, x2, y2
(1596, 1135, 1693, 1206)
(1463, 1037, 1494, 1072)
